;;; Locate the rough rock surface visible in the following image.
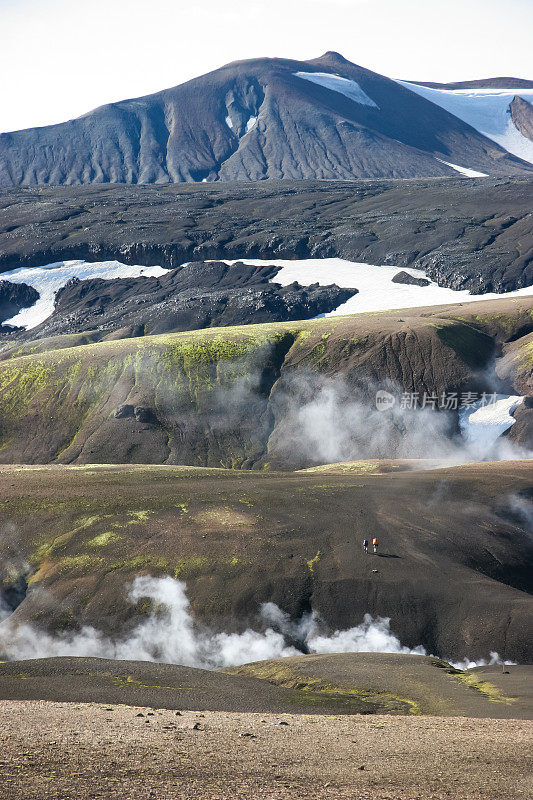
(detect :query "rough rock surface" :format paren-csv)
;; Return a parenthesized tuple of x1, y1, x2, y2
(391, 270, 430, 287)
(0, 280, 38, 323)
(1, 178, 532, 293)
(507, 400, 533, 450)
(510, 95, 533, 142)
(1, 52, 530, 186)
(30, 261, 356, 338)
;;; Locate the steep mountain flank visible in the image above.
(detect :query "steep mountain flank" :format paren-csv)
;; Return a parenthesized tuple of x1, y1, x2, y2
(0, 52, 530, 186)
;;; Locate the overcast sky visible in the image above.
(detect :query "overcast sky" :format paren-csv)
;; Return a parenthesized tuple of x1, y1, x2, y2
(1, 0, 532, 133)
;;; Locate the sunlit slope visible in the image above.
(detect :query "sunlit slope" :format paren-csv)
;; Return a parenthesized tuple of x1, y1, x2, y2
(0, 296, 531, 467)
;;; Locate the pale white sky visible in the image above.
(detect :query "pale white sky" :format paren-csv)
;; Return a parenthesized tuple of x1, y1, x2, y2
(1, 0, 532, 133)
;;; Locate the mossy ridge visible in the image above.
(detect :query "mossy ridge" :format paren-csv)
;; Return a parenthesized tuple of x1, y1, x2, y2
(87, 531, 122, 547)
(227, 662, 420, 715)
(30, 515, 103, 564)
(515, 339, 533, 367)
(58, 554, 104, 571)
(96, 553, 253, 580)
(299, 460, 385, 475)
(306, 550, 321, 574)
(473, 309, 533, 338)
(458, 673, 516, 705)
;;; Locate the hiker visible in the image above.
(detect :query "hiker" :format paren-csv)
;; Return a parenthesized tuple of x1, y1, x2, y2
(372, 537, 378, 554)
(363, 538, 369, 553)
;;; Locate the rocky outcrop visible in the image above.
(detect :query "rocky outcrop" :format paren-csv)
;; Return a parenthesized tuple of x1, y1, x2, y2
(510, 96, 533, 142)
(391, 271, 430, 287)
(0, 281, 38, 323)
(506, 399, 533, 451)
(29, 261, 356, 339)
(0, 178, 532, 294)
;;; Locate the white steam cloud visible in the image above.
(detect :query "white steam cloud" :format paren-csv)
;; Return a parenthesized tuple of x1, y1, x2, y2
(0, 575, 428, 667)
(505, 493, 533, 533)
(269, 375, 529, 466)
(1, 576, 511, 671)
(450, 652, 517, 671)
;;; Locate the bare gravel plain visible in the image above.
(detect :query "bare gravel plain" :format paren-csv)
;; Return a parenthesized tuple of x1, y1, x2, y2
(0, 701, 531, 800)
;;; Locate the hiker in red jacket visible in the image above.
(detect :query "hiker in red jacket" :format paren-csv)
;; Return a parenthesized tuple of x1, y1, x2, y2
(372, 537, 379, 554)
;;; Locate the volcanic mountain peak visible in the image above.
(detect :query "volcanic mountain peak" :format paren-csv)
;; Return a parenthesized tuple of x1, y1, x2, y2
(1, 53, 532, 186)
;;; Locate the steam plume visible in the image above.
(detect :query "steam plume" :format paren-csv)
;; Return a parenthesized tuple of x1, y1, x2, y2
(0, 576, 427, 667)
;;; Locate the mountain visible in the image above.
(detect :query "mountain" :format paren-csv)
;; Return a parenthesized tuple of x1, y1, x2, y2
(398, 80, 533, 165)
(1, 52, 532, 186)
(1, 296, 532, 465)
(408, 77, 533, 90)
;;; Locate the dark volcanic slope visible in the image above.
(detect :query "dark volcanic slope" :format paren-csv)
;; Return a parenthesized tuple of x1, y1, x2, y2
(1, 178, 532, 293)
(0, 656, 401, 716)
(39, 260, 355, 338)
(230, 653, 533, 719)
(1, 298, 532, 467)
(0, 461, 532, 662)
(0, 52, 530, 186)
(1, 654, 531, 718)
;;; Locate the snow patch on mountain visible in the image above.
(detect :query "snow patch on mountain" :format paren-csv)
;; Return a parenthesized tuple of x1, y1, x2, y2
(436, 158, 488, 178)
(399, 81, 533, 164)
(459, 395, 524, 459)
(1, 260, 169, 330)
(245, 115, 258, 133)
(295, 72, 379, 108)
(223, 258, 533, 315)
(3, 257, 533, 332)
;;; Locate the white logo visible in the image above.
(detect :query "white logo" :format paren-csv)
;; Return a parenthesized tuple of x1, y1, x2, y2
(375, 390, 396, 411)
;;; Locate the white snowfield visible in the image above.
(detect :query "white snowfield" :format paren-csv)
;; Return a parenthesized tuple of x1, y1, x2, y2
(436, 158, 488, 178)
(398, 81, 533, 165)
(459, 395, 524, 458)
(294, 71, 379, 108)
(2, 257, 533, 331)
(1, 260, 168, 330)
(232, 257, 533, 316)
